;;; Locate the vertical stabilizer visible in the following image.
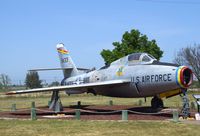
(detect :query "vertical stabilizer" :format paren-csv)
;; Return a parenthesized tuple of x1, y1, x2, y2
(56, 43, 78, 78)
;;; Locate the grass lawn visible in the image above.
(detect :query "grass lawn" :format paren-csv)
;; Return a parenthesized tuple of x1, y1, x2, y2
(0, 90, 200, 136)
(0, 91, 198, 110)
(0, 93, 143, 110)
(0, 120, 199, 136)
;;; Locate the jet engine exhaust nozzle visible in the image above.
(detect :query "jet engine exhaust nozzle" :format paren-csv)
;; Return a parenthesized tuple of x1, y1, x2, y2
(176, 66, 193, 88)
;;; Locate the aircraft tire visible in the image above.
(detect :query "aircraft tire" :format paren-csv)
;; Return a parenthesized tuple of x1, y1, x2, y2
(151, 96, 164, 109)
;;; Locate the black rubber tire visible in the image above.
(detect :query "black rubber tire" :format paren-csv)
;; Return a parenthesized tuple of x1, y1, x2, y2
(151, 96, 164, 109)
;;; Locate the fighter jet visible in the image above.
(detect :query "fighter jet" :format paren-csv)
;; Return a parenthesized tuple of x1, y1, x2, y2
(6, 43, 193, 111)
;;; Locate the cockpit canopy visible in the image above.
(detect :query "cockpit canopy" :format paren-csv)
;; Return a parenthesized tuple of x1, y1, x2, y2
(111, 53, 157, 66)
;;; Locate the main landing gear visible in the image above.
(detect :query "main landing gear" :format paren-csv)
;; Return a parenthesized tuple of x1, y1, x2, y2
(151, 96, 164, 109)
(49, 80, 65, 112)
(49, 91, 63, 112)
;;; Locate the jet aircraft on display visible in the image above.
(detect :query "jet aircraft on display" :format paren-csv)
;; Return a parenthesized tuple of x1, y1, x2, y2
(7, 43, 193, 112)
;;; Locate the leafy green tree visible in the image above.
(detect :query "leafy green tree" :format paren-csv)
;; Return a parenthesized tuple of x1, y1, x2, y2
(101, 29, 163, 65)
(25, 71, 42, 89)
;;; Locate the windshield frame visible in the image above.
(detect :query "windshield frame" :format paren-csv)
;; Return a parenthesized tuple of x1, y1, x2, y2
(128, 53, 157, 65)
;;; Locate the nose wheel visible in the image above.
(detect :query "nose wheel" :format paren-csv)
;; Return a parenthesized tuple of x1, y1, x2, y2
(151, 96, 164, 109)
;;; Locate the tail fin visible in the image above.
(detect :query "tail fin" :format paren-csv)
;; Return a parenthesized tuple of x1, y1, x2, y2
(56, 43, 78, 78)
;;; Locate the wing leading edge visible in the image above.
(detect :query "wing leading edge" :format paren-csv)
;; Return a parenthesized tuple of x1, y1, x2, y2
(6, 79, 130, 95)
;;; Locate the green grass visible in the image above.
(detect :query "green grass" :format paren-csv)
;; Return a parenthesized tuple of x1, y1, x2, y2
(0, 91, 200, 136)
(0, 120, 199, 136)
(0, 92, 145, 110)
(0, 91, 198, 111)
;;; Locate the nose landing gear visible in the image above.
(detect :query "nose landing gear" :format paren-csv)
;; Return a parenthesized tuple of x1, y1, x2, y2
(181, 89, 190, 119)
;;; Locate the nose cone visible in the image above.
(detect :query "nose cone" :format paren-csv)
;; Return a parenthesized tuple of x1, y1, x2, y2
(176, 66, 193, 88)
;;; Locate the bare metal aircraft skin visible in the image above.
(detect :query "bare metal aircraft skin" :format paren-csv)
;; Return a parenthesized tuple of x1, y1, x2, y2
(6, 43, 193, 108)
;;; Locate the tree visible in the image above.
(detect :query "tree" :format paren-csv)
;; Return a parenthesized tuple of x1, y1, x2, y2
(101, 29, 163, 65)
(0, 82, 2, 89)
(0, 74, 11, 89)
(25, 71, 42, 89)
(49, 81, 60, 87)
(174, 44, 200, 84)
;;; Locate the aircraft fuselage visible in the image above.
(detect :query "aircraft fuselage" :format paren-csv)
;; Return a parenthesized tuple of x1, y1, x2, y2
(64, 63, 192, 98)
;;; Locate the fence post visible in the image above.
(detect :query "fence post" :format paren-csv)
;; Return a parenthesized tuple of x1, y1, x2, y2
(77, 101, 81, 109)
(11, 103, 16, 112)
(122, 110, 128, 121)
(109, 100, 113, 106)
(31, 101, 35, 109)
(31, 108, 37, 120)
(75, 109, 81, 120)
(138, 100, 143, 106)
(48, 101, 51, 107)
(31, 101, 37, 120)
(173, 109, 179, 122)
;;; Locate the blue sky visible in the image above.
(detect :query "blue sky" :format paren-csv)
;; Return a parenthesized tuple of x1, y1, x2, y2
(0, 0, 200, 84)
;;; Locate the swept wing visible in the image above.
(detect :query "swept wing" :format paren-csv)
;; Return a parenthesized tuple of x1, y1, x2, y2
(6, 79, 130, 95)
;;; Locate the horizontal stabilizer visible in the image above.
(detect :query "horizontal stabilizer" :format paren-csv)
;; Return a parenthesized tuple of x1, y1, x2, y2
(6, 79, 130, 95)
(29, 68, 90, 71)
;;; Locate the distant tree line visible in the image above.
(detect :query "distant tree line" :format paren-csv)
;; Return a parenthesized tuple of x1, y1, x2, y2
(0, 74, 11, 90)
(25, 71, 60, 88)
(25, 71, 42, 89)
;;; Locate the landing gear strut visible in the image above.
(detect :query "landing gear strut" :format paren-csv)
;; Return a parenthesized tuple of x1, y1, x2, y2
(181, 89, 190, 119)
(49, 91, 63, 112)
(151, 96, 164, 109)
(48, 79, 65, 112)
